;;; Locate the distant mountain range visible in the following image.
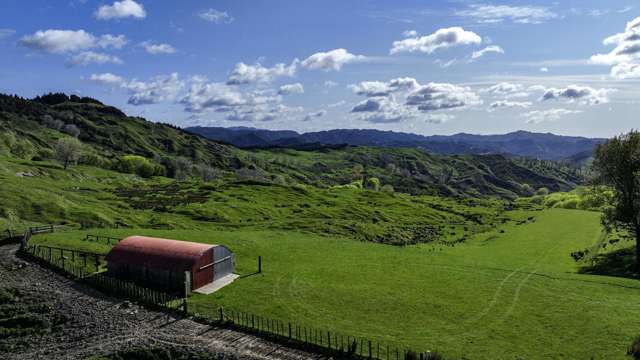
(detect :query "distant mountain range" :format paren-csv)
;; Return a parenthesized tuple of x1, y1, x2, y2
(186, 127, 604, 161)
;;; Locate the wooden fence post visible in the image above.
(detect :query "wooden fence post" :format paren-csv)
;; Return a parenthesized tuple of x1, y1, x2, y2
(182, 298, 188, 315)
(95, 254, 100, 272)
(219, 307, 224, 321)
(258, 256, 262, 273)
(288, 322, 292, 338)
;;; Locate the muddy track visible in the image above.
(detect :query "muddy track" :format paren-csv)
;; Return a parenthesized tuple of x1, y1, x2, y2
(0, 244, 322, 360)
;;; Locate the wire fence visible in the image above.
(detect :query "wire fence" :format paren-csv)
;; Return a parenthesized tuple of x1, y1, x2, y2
(21, 244, 185, 313)
(190, 303, 441, 360)
(84, 234, 122, 245)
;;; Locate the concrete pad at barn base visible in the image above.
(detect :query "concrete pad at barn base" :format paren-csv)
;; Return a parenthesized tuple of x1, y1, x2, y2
(194, 274, 240, 294)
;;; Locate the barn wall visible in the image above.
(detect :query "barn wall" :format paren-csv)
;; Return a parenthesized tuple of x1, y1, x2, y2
(107, 260, 186, 293)
(213, 246, 235, 281)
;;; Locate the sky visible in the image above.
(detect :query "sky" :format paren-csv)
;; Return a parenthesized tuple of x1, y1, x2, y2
(1, 0, 640, 138)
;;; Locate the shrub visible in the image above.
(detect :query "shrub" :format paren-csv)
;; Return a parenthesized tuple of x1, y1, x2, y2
(535, 187, 550, 196)
(366, 177, 381, 191)
(628, 336, 640, 359)
(381, 184, 395, 193)
(116, 155, 163, 178)
(33, 148, 54, 161)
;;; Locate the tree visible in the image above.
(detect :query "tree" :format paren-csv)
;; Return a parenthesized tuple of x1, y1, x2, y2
(366, 177, 381, 191)
(593, 131, 640, 272)
(55, 138, 83, 170)
(62, 124, 80, 138)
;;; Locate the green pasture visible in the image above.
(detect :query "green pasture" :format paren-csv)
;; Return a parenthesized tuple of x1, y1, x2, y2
(33, 209, 640, 359)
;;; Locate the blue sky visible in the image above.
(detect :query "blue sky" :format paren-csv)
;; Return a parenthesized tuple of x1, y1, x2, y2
(1, 0, 639, 137)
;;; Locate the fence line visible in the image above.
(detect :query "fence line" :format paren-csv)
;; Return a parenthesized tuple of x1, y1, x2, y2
(190, 303, 439, 360)
(21, 244, 185, 313)
(84, 234, 122, 245)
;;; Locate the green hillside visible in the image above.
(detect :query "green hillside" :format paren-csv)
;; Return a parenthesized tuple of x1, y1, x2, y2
(0, 93, 583, 199)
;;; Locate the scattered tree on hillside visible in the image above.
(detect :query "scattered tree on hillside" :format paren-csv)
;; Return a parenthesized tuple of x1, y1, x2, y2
(593, 131, 640, 273)
(195, 164, 222, 182)
(62, 124, 80, 138)
(55, 137, 83, 170)
(366, 177, 381, 191)
(175, 157, 193, 180)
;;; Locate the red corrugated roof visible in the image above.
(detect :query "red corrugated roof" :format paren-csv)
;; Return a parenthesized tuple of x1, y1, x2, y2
(105, 236, 215, 271)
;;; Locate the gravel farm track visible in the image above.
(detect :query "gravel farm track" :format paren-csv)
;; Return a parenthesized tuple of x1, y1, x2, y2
(0, 244, 320, 360)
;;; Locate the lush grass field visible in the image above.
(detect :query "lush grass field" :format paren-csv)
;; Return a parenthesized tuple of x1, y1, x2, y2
(34, 209, 640, 359)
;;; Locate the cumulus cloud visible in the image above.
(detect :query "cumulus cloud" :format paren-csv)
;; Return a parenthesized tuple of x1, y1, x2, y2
(90, 72, 184, 105)
(68, 51, 123, 66)
(0, 29, 15, 39)
(487, 100, 532, 111)
(20, 30, 126, 54)
(406, 83, 482, 111)
(301, 49, 366, 71)
(227, 60, 298, 85)
(278, 83, 304, 95)
(402, 30, 418, 38)
(90, 72, 125, 85)
(198, 9, 234, 24)
(540, 85, 615, 105)
(95, 0, 146, 20)
(591, 16, 640, 78)
(303, 110, 327, 121)
(349, 77, 419, 97)
(471, 45, 504, 60)
(390, 27, 482, 55)
(521, 109, 583, 124)
(141, 41, 176, 54)
(179, 78, 300, 122)
(456, 4, 558, 24)
(349, 78, 480, 123)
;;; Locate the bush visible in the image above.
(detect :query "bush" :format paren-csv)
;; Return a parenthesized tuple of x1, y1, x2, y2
(366, 177, 381, 191)
(116, 155, 163, 178)
(62, 124, 80, 138)
(11, 139, 36, 160)
(628, 336, 640, 359)
(535, 187, 550, 196)
(381, 184, 395, 193)
(33, 148, 54, 161)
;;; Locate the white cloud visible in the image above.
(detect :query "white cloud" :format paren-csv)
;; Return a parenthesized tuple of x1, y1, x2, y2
(301, 49, 366, 71)
(95, 0, 146, 20)
(482, 82, 524, 95)
(97, 34, 128, 49)
(456, 4, 558, 24)
(471, 45, 504, 60)
(91, 72, 184, 105)
(351, 96, 418, 123)
(487, 100, 532, 111)
(350, 78, 480, 124)
(198, 9, 234, 24)
(303, 110, 327, 121)
(278, 83, 305, 95)
(402, 30, 418, 38)
(406, 82, 482, 111)
(591, 16, 640, 79)
(20, 30, 127, 54)
(540, 85, 615, 105)
(328, 100, 346, 108)
(179, 78, 300, 122)
(0, 28, 15, 39)
(90, 72, 125, 85)
(68, 51, 123, 66)
(349, 77, 420, 97)
(141, 41, 176, 54)
(521, 109, 583, 124)
(540, 67, 549, 72)
(227, 60, 298, 85)
(390, 27, 482, 55)
(324, 80, 339, 87)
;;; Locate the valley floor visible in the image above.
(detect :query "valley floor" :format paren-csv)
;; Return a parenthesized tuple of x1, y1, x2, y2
(35, 209, 640, 359)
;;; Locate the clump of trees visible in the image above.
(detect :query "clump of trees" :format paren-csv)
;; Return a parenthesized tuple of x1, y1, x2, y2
(593, 130, 640, 273)
(115, 155, 165, 178)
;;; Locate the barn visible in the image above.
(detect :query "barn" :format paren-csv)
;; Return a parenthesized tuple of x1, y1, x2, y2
(105, 236, 235, 294)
